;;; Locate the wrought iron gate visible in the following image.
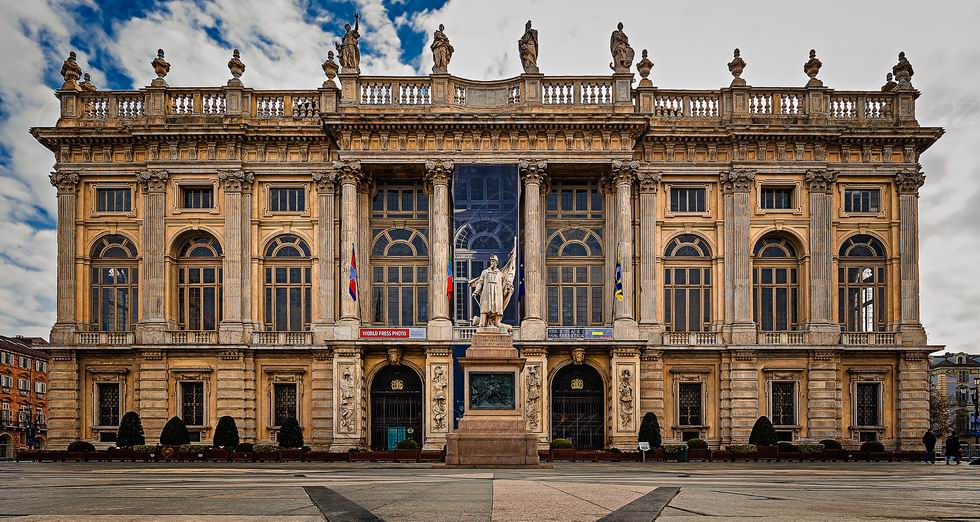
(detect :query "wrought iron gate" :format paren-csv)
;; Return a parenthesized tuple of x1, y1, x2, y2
(370, 365, 423, 450)
(551, 364, 605, 450)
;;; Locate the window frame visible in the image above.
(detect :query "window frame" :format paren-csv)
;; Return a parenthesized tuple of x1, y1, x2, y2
(93, 185, 134, 215)
(662, 234, 714, 333)
(262, 235, 313, 332)
(94, 381, 122, 429)
(752, 235, 802, 332)
(545, 227, 606, 327)
(767, 380, 798, 428)
(89, 234, 139, 333)
(665, 184, 711, 217)
(265, 184, 310, 216)
(676, 380, 705, 428)
(852, 380, 884, 429)
(178, 380, 207, 428)
(370, 226, 430, 327)
(756, 180, 802, 215)
(174, 234, 224, 332)
(837, 234, 887, 333)
(839, 184, 886, 218)
(271, 381, 300, 428)
(171, 179, 220, 215)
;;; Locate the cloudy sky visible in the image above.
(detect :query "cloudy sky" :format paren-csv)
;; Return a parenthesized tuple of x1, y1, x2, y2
(0, 0, 977, 353)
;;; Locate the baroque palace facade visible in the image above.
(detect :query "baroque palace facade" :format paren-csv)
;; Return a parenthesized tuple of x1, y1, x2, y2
(32, 23, 943, 451)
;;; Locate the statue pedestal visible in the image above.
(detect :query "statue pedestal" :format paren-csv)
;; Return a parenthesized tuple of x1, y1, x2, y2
(440, 329, 547, 468)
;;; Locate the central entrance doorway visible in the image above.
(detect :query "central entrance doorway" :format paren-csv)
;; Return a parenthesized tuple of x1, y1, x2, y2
(370, 364, 423, 450)
(551, 364, 605, 450)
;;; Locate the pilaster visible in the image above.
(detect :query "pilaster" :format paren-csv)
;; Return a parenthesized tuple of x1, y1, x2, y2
(217, 169, 254, 344)
(136, 350, 168, 440)
(49, 170, 80, 344)
(896, 351, 930, 450)
(637, 170, 663, 341)
(45, 350, 80, 449)
(310, 349, 334, 449)
(720, 169, 756, 344)
(520, 346, 548, 447)
(423, 346, 453, 450)
(896, 169, 927, 346)
(804, 169, 841, 344)
(807, 350, 843, 441)
(519, 159, 549, 340)
(311, 171, 338, 343)
(334, 161, 362, 339)
(609, 346, 640, 449)
(610, 160, 639, 339)
(639, 348, 665, 424)
(728, 349, 759, 442)
(425, 159, 454, 341)
(136, 169, 172, 344)
(216, 349, 256, 441)
(330, 345, 366, 451)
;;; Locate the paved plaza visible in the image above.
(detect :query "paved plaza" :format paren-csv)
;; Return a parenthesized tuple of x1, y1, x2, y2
(1, 461, 978, 521)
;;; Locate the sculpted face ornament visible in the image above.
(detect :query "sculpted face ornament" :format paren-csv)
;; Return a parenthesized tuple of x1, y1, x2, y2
(387, 347, 402, 366)
(571, 347, 586, 365)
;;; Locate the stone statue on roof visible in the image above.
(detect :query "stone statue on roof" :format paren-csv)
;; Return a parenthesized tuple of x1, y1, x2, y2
(609, 22, 635, 73)
(518, 20, 539, 74)
(335, 13, 361, 74)
(431, 24, 454, 74)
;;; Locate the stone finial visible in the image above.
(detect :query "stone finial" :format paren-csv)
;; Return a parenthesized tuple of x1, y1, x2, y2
(881, 72, 897, 92)
(79, 73, 97, 92)
(59, 51, 82, 90)
(227, 49, 245, 86)
(892, 51, 914, 89)
(804, 49, 822, 87)
(151, 49, 171, 86)
(430, 24, 454, 74)
(636, 49, 654, 87)
(322, 50, 339, 87)
(728, 48, 746, 86)
(609, 22, 635, 73)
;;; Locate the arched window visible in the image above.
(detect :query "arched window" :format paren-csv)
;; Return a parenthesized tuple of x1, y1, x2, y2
(838, 234, 886, 332)
(263, 234, 312, 331)
(663, 234, 712, 332)
(174, 234, 223, 331)
(370, 227, 429, 326)
(90, 234, 139, 332)
(545, 227, 604, 326)
(752, 234, 800, 331)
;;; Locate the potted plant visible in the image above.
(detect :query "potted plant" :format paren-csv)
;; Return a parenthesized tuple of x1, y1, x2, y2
(348, 447, 371, 462)
(159, 416, 191, 460)
(254, 444, 280, 461)
(113, 411, 144, 461)
(664, 444, 688, 462)
(860, 440, 888, 461)
(726, 443, 758, 461)
(749, 416, 778, 460)
(132, 444, 159, 462)
(549, 438, 575, 461)
(277, 417, 305, 460)
(686, 438, 711, 461)
(208, 416, 239, 461)
(799, 443, 825, 461)
(819, 439, 845, 461)
(66, 440, 96, 461)
(637, 412, 663, 461)
(776, 441, 800, 461)
(395, 438, 421, 462)
(232, 442, 254, 461)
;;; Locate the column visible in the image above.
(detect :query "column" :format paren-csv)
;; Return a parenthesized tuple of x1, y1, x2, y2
(240, 177, 254, 334)
(804, 169, 840, 344)
(136, 169, 170, 344)
(896, 169, 927, 345)
(311, 171, 337, 343)
(218, 169, 253, 344)
(636, 170, 663, 341)
(611, 160, 639, 338)
(520, 346, 548, 446)
(49, 171, 79, 345)
(334, 160, 362, 338)
(610, 347, 641, 449)
(519, 160, 548, 340)
(807, 350, 843, 441)
(423, 346, 453, 450)
(330, 345, 366, 451)
(425, 160, 454, 340)
(310, 350, 334, 449)
(896, 351, 930, 450)
(720, 169, 756, 344)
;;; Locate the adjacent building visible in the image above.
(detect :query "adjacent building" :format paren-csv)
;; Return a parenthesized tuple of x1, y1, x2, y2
(930, 352, 980, 437)
(0, 336, 49, 454)
(31, 27, 943, 451)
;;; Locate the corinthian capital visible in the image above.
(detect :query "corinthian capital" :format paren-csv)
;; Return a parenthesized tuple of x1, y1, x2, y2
(720, 169, 755, 193)
(610, 160, 640, 186)
(804, 169, 838, 193)
(49, 170, 80, 194)
(136, 169, 169, 193)
(518, 159, 549, 186)
(333, 160, 362, 186)
(895, 168, 926, 195)
(424, 159, 454, 186)
(312, 170, 337, 193)
(636, 170, 662, 193)
(217, 169, 254, 192)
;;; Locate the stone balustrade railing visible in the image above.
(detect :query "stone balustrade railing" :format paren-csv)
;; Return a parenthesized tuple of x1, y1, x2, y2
(166, 330, 218, 344)
(757, 331, 808, 345)
(75, 331, 134, 346)
(664, 331, 721, 346)
(840, 332, 899, 346)
(251, 331, 313, 346)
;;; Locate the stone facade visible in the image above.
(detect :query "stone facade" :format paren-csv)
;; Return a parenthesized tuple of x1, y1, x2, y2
(31, 38, 943, 451)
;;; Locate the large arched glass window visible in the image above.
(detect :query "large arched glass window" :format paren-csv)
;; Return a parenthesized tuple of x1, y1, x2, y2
(838, 234, 886, 332)
(752, 234, 800, 331)
(663, 234, 712, 332)
(546, 227, 604, 325)
(370, 227, 429, 326)
(263, 234, 312, 331)
(90, 234, 139, 332)
(175, 234, 223, 331)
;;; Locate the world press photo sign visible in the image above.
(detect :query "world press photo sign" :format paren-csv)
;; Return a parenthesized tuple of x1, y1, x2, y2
(359, 328, 427, 339)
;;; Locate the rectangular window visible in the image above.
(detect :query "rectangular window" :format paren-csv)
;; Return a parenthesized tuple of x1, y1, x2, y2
(18, 378, 29, 391)
(97, 382, 121, 426)
(96, 187, 132, 212)
(273, 383, 298, 426)
(181, 186, 214, 209)
(269, 187, 306, 212)
(670, 187, 706, 213)
(36, 360, 46, 372)
(761, 187, 793, 210)
(34, 381, 46, 395)
(855, 382, 881, 427)
(180, 381, 205, 426)
(770, 381, 796, 426)
(678, 382, 703, 426)
(19, 356, 28, 369)
(844, 189, 880, 213)
(0, 374, 12, 388)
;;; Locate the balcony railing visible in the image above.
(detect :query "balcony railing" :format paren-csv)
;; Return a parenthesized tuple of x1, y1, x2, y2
(757, 331, 808, 345)
(251, 331, 313, 346)
(840, 332, 898, 346)
(75, 331, 134, 346)
(453, 326, 477, 341)
(166, 331, 217, 344)
(664, 331, 721, 346)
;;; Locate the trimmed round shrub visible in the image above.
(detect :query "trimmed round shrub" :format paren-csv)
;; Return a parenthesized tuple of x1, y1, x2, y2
(686, 438, 708, 450)
(160, 416, 191, 446)
(277, 416, 304, 449)
(213, 416, 240, 449)
(396, 439, 420, 450)
(116, 411, 145, 448)
(638, 412, 663, 449)
(235, 442, 254, 453)
(819, 439, 843, 450)
(777, 441, 800, 453)
(67, 441, 96, 452)
(860, 440, 885, 453)
(550, 438, 573, 449)
(748, 416, 778, 446)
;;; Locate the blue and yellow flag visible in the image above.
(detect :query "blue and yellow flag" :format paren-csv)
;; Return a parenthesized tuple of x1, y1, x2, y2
(614, 249, 624, 301)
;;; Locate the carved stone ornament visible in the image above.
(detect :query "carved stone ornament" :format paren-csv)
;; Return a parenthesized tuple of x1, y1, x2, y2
(895, 169, 926, 195)
(610, 159, 640, 186)
(49, 170, 80, 194)
(432, 364, 448, 431)
(430, 24, 454, 74)
(720, 169, 755, 193)
(728, 48, 746, 86)
(335, 14, 361, 74)
(137, 169, 169, 193)
(339, 366, 356, 433)
(386, 347, 402, 366)
(892, 51, 914, 88)
(151, 49, 171, 84)
(525, 364, 542, 431)
(609, 22, 635, 73)
(518, 159, 548, 186)
(518, 20, 539, 74)
(636, 49, 654, 87)
(333, 159, 363, 185)
(322, 51, 339, 85)
(424, 159, 454, 186)
(637, 170, 662, 193)
(881, 72, 897, 92)
(227, 49, 245, 85)
(804, 169, 838, 193)
(803, 49, 822, 87)
(571, 347, 586, 365)
(312, 170, 337, 193)
(217, 169, 254, 192)
(60, 51, 82, 90)
(79, 73, 97, 92)
(618, 367, 634, 430)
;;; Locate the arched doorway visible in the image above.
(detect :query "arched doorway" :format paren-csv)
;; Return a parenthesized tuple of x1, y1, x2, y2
(370, 364, 423, 450)
(0, 433, 13, 460)
(551, 364, 605, 449)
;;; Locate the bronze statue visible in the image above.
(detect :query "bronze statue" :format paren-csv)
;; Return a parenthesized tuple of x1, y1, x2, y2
(335, 14, 361, 74)
(431, 24, 454, 74)
(609, 22, 634, 72)
(518, 20, 539, 74)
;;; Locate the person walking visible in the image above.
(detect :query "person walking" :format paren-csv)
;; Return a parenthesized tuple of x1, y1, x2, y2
(945, 433, 961, 465)
(922, 429, 937, 464)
